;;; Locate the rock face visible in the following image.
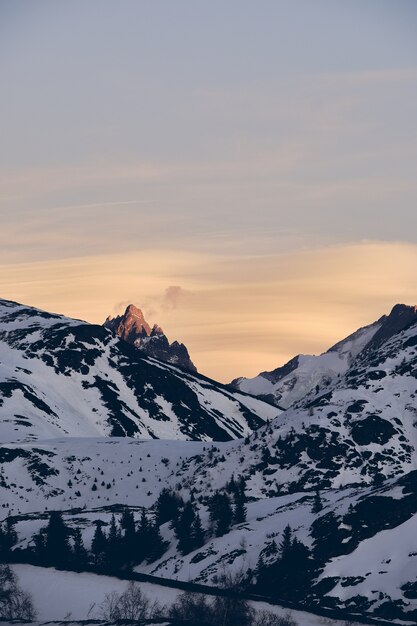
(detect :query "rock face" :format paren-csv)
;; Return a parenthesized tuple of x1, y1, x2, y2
(104, 304, 197, 372)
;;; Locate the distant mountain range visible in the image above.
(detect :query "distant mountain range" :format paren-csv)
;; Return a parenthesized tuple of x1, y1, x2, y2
(104, 304, 196, 372)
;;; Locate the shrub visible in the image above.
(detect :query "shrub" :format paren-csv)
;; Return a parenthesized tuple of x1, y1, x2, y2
(0, 564, 36, 620)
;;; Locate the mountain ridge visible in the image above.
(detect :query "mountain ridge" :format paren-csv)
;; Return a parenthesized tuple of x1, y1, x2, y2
(231, 303, 417, 410)
(0, 297, 277, 444)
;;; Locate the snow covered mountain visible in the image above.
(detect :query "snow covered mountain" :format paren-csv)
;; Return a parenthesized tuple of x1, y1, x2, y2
(188, 304, 417, 495)
(3, 298, 417, 624)
(0, 298, 277, 443)
(104, 304, 197, 372)
(231, 304, 417, 410)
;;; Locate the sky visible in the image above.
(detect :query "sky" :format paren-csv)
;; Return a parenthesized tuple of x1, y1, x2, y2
(1, 1, 417, 381)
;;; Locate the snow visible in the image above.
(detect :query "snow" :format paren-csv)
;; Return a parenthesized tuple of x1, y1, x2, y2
(12, 564, 346, 626)
(13, 564, 178, 620)
(2, 297, 417, 623)
(321, 513, 417, 611)
(236, 318, 382, 409)
(0, 298, 275, 444)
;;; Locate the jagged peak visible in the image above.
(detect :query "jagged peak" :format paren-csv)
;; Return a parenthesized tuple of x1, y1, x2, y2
(388, 303, 417, 318)
(103, 304, 197, 372)
(124, 303, 146, 319)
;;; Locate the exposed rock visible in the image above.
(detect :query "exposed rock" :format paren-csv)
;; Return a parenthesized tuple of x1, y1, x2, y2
(104, 304, 197, 372)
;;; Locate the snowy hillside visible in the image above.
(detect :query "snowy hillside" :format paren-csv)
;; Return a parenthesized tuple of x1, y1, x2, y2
(232, 305, 417, 410)
(0, 298, 277, 443)
(5, 448, 417, 623)
(2, 298, 417, 623)
(185, 310, 417, 495)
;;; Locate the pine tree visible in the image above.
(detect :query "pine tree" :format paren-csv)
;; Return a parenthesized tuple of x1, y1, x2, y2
(135, 510, 150, 563)
(233, 487, 247, 524)
(44, 511, 71, 568)
(120, 509, 135, 565)
(226, 475, 237, 494)
(32, 528, 47, 564)
(256, 527, 313, 602)
(211, 493, 233, 537)
(146, 521, 166, 563)
(106, 514, 121, 570)
(191, 512, 205, 550)
(312, 490, 323, 514)
(91, 523, 107, 569)
(155, 488, 183, 526)
(175, 501, 196, 555)
(279, 524, 293, 562)
(0, 518, 17, 561)
(72, 527, 88, 571)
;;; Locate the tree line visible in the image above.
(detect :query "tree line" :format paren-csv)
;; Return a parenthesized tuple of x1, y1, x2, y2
(0, 477, 248, 573)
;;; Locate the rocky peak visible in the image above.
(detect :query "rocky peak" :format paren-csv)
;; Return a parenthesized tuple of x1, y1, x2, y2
(364, 303, 417, 351)
(104, 304, 197, 372)
(104, 304, 151, 343)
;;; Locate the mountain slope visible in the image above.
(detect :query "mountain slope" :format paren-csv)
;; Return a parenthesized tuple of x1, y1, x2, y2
(232, 305, 417, 410)
(3, 299, 417, 623)
(104, 304, 196, 372)
(186, 308, 417, 497)
(4, 437, 417, 623)
(0, 298, 277, 443)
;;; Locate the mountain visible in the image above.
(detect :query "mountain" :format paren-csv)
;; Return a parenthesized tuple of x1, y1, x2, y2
(0, 298, 277, 443)
(231, 304, 417, 409)
(3, 298, 417, 624)
(104, 304, 197, 372)
(191, 303, 417, 495)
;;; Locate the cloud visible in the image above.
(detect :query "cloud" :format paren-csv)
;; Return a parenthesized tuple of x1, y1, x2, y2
(0, 241, 416, 381)
(161, 286, 190, 311)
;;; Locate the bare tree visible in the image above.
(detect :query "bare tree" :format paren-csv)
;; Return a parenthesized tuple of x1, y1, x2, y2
(98, 581, 161, 620)
(168, 591, 214, 624)
(0, 565, 36, 620)
(254, 611, 297, 626)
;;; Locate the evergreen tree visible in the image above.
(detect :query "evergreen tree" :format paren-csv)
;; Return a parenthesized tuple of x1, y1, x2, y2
(155, 488, 183, 526)
(145, 521, 166, 563)
(0, 518, 17, 561)
(4, 518, 17, 552)
(208, 492, 233, 537)
(106, 514, 121, 570)
(233, 487, 247, 524)
(120, 509, 135, 565)
(44, 512, 71, 568)
(135, 510, 150, 563)
(226, 475, 237, 494)
(32, 528, 47, 564)
(91, 523, 107, 569)
(256, 526, 313, 602)
(0, 525, 8, 562)
(191, 512, 205, 550)
(175, 501, 196, 555)
(71, 527, 88, 571)
(312, 490, 323, 514)
(279, 524, 293, 561)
